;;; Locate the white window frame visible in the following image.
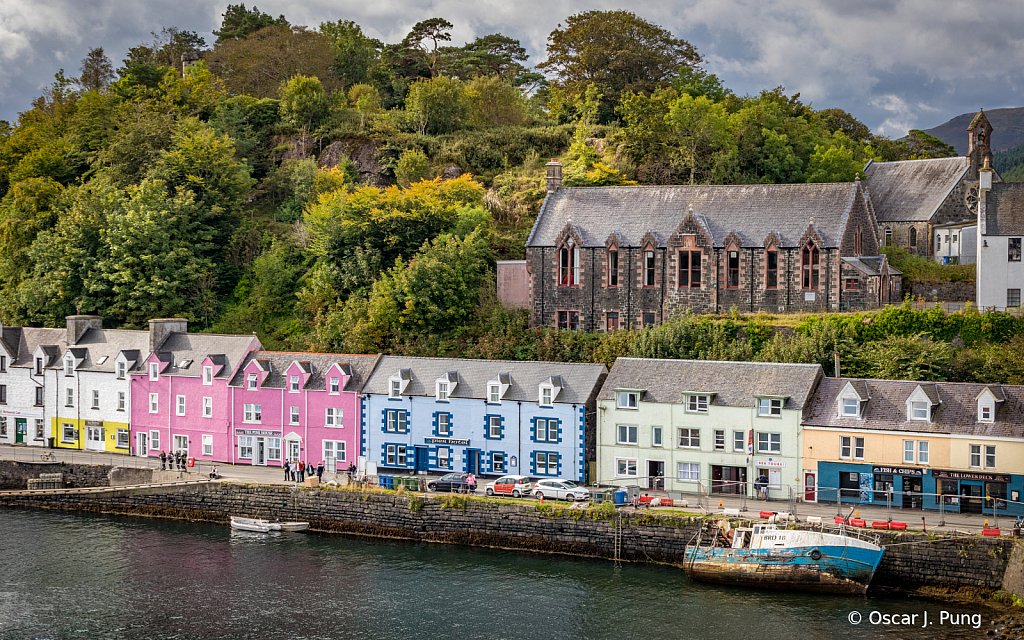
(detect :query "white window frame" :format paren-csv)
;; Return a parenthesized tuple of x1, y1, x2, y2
(117, 361, 126, 379)
(979, 403, 993, 422)
(714, 429, 725, 450)
(854, 437, 865, 460)
(903, 440, 915, 464)
(536, 452, 557, 476)
(436, 381, 448, 402)
(289, 375, 300, 392)
(149, 393, 158, 414)
(678, 428, 700, 448)
(176, 395, 186, 416)
(437, 447, 450, 468)
(677, 462, 699, 481)
(149, 430, 160, 450)
(324, 440, 346, 465)
(389, 379, 401, 399)
(244, 403, 262, 424)
(117, 391, 126, 411)
(757, 398, 782, 417)
(65, 357, 74, 377)
(841, 397, 859, 417)
(686, 395, 709, 413)
(615, 457, 638, 477)
(540, 385, 553, 407)
(201, 397, 212, 418)
(652, 425, 663, 447)
(238, 435, 253, 460)
(330, 377, 340, 394)
(62, 423, 75, 443)
(326, 407, 342, 427)
(202, 434, 213, 456)
(840, 436, 852, 459)
(985, 445, 996, 469)
(149, 362, 159, 381)
(489, 415, 501, 438)
(116, 428, 129, 449)
(489, 385, 501, 403)
(970, 444, 982, 468)
(437, 413, 450, 435)
(247, 373, 258, 390)
(91, 389, 100, 409)
(917, 441, 929, 465)
(66, 387, 74, 407)
(910, 401, 929, 421)
(733, 430, 745, 452)
(492, 452, 505, 473)
(203, 366, 213, 385)
(290, 406, 300, 425)
(616, 424, 638, 445)
(757, 432, 781, 454)
(616, 391, 639, 410)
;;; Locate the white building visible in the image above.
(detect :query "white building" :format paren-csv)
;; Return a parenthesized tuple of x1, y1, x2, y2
(0, 324, 66, 447)
(976, 165, 1024, 311)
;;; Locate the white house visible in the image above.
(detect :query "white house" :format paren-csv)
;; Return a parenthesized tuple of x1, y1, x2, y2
(976, 163, 1024, 311)
(0, 324, 66, 447)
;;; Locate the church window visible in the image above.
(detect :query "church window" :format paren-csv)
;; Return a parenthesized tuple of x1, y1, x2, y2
(909, 227, 917, 247)
(802, 243, 820, 289)
(765, 251, 778, 289)
(884, 227, 892, 246)
(966, 183, 980, 214)
(678, 250, 701, 288)
(644, 250, 655, 286)
(559, 242, 580, 286)
(607, 249, 618, 286)
(727, 251, 739, 288)
(854, 226, 863, 255)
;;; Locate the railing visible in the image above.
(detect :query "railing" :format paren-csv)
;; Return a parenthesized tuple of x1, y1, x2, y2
(815, 485, 1023, 527)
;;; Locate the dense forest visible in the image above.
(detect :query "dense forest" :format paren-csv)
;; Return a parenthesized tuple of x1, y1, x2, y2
(1, 4, 1018, 383)
(995, 142, 1024, 182)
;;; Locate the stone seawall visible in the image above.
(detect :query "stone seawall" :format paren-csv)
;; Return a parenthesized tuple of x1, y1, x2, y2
(0, 482, 1018, 597)
(0, 461, 112, 490)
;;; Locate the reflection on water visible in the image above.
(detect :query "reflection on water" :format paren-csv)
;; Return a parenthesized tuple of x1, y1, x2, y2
(0, 509, 991, 639)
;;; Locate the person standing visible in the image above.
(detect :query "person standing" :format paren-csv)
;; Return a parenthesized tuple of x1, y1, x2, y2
(297, 460, 305, 482)
(316, 461, 324, 481)
(159, 450, 166, 470)
(284, 460, 291, 481)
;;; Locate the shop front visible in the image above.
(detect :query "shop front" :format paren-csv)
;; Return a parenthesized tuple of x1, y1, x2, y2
(710, 465, 747, 494)
(930, 469, 1019, 516)
(817, 462, 930, 506)
(235, 428, 283, 466)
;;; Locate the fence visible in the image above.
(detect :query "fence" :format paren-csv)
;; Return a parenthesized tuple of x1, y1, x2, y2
(0, 444, 206, 474)
(815, 485, 1024, 527)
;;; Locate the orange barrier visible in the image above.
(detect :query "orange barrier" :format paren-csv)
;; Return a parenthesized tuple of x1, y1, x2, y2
(760, 511, 775, 519)
(889, 522, 908, 530)
(871, 521, 890, 529)
(982, 529, 1001, 537)
(834, 516, 845, 524)
(850, 518, 867, 528)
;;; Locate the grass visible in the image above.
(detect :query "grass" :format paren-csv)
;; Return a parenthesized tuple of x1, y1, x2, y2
(882, 246, 975, 283)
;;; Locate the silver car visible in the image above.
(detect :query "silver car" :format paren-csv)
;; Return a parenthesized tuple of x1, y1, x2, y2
(533, 479, 590, 501)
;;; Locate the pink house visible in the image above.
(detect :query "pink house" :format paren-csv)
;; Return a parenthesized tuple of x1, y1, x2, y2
(130, 319, 261, 463)
(227, 352, 381, 471)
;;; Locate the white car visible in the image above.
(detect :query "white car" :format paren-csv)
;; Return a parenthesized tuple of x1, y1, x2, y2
(533, 479, 590, 501)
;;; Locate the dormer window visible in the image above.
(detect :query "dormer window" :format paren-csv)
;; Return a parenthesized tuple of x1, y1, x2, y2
(489, 385, 500, 403)
(390, 379, 401, 399)
(330, 377, 340, 394)
(436, 381, 448, 401)
(980, 404, 993, 422)
(203, 366, 213, 385)
(149, 362, 159, 381)
(540, 386, 553, 407)
(910, 401, 929, 421)
(117, 361, 126, 379)
(757, 398, 782, 417)
(35, 358, 42, 375)
(687, 395, 709, 413)
(616, 391, 638, 410)
(290, 375, 300, 392)
(65, 357, 74, 377)
(247, 373, 258, 390)
(842, 398, 859, 417)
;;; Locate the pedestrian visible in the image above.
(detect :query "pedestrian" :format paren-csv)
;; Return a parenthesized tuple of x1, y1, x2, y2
(288, 460, 295, 482)
(466, 472, 476, 494)
(209, 466, 219, 480)
(755, 474, 769, 501)
(317, 461, 324, 481)
(177, 451, 184, 470)
(297, 460, 305, 482)
(159, 450, 166, 470)
(284, 460, 290, 481)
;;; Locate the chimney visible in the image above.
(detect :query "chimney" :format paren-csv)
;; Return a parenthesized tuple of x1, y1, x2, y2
(149, 318, 188, 354)
(834, 351, 841, 379)
(66, 315, 102, 346)
(546, 159, 563, 193)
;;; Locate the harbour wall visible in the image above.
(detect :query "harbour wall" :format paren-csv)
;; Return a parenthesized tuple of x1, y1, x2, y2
(0, 481, 1020, 598)
(0, 461, 194, 490)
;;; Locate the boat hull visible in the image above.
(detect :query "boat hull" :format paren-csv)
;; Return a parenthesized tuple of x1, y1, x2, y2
(683, 544, 883, 595)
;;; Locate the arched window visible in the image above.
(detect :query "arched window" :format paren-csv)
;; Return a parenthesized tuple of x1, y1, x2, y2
(802, 242, 820, 289)
(558, 241, 580, 286)
(884, 227, 892, 246)
(607, 248, 618, 287)
(909, 227, 917, 247)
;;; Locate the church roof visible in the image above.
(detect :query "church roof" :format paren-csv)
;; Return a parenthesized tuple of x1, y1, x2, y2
(527, 183, 860, 248)
(862, 157, 968, 223)
(984, 182, 1024, 236)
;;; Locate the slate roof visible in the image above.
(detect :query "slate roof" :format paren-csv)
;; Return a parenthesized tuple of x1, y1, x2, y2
(862, 157, 968, 223)
(804, 377, 1024, 438)
(842, 257, 902, 277)
(228, 352, 382, 391)
(0, 327, 67, 367)
(984, 182, 1024, 236)
(50, 328, 150, 373)
(527, 183, 862, 248)
(598, 358, 823, 410)
(362, 356, 607, 404)
(145, 332, 259, 378)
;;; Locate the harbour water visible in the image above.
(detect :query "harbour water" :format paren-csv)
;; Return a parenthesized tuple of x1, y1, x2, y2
(0, 509, 993, 639)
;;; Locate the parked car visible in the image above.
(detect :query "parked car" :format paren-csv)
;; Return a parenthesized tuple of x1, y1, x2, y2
(533, 479, 590, 501)
(485, 475, 535, 498)
(426, 473, 476, 493)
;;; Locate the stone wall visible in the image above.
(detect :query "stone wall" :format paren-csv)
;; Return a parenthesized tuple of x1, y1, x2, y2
(1, 481, 1019, 597)
(0, 461, 112, 490)
(907, 280, 976, 302)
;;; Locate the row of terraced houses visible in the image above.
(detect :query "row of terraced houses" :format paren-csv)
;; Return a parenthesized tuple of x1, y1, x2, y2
(1, 314, 1022, 515)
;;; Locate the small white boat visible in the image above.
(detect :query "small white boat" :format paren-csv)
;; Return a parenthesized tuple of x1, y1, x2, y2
(230, 516, 273, 533)
(278, 521, 309, 532)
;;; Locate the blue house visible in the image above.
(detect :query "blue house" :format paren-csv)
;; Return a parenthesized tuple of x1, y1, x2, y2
(361, 356, 607, 481)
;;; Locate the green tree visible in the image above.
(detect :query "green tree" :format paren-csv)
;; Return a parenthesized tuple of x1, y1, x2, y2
(347, 83, 381, 127)
(665, 94, 735, 184)
(278, 75, 330, 133)
(214, 4, 288, 42)
(467, 76, 527, 127)
(903, 129, 956, 159)
(319, 20, 382, 87)
(395, 148, 432, 187)
(77, 47, 115, 91)
(94, 105, 176, 187)
(406, 76, 470, 135)
(399, 18, 454, 79)
(806, 132, 861, 183)
(816, 108, 871, 143)
(0, 177, 65, 318)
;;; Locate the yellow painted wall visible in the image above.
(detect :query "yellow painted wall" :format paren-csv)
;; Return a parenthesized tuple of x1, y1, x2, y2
(52, 417, 130, 452)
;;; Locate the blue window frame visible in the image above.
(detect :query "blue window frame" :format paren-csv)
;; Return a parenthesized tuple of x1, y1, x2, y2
(484, 414, 504, 439)
(533, 417, 560, 443)
(383, 409, 408, 433)
(531, 451, 560, 476)
(433, 411, 452, 437)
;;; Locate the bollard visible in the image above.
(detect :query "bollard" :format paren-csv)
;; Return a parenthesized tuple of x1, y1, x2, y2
(922, 516, 927, 532)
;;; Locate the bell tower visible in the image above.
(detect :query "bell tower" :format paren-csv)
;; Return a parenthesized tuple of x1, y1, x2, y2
(967, 109, 993, 173)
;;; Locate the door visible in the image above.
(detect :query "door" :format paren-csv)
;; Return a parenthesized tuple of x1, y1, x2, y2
(15, 418, 26, 444)
(902, 477, 923, 509)
(415, 446, 429, 473)
(137, 432, 148, 456)
(647, 460, 665, 491)
(961, 483, 983, 514)
(256, 438, 266, 465)
(173, 435, 188, 456)
(86, 426, 105, 451)
(839, 471, 860, 501)
(804, 472, 816, 502)
(287, 439, 300, 462)
(466, 449, 479, 475)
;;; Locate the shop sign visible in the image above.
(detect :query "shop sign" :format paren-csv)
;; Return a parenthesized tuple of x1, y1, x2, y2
(872, 466, 924, 476)
(85, 420, 104, 427)
(235, 428, 280, 436)
(931, 469, 1011, 483)
(0, 407, 44, 418)
(755, 458, 786, 468)
(425, 437, 470, 446)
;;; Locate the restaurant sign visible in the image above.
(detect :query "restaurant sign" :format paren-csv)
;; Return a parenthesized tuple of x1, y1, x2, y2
(872, 466, 924, 476)
(235, 429, 281, 436)
(931, 469, 1011, 483)
(425, 437, 470, 446)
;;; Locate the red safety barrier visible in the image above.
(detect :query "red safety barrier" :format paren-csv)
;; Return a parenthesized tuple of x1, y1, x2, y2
(760, 511, 775, 519)
(638, 496, 654, 504)
(889, 522, 908, 530)
(834, 516, 845, 524)
(850, 518, 867, 528)
(982, 529, 1001, 537)
(871, 521, 890, 530)
(659, 499, 674, 507)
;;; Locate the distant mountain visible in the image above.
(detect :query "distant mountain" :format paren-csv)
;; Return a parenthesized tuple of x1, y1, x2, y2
(994, 142, 1024, 182)
(921, 107, 1024, 155)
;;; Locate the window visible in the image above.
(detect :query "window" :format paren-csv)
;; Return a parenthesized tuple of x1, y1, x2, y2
(644, 250, 655, 286)
(559, 244, 580, 285)
(536, 452, 558, 475)
(903, 440, 915, 464)
(326, 407, 342, 427)
(62, 423, 75, 443)
(970, 444, 982, 468)
(727, 251, 739, 287)
(66, 388, 74, 407)
(884, 227, 892, 246)
(616, 458, 638, 477)
(289, 375, 300, 392)
(149, 430, 160, 450)
(117, 361, 125, 379)
(35, 387, 43, 406)
(437, 413, 450, 435)
(35, 357, 42, 375)
(607, 249, 619, 286)
(436, 381, 448, 401)
(854, 437, 865, 460)
(679, 250, 702, 288)
(540, 387, 553, 407)
(937, 235, 942, 250)
(148, 393, 158, 413)
(176, 395, 185, 416)
(840, 436, 863, 459)
(678, 428, 700, 448)
(606, 312, 619, 332)
(802, 243, 820, 289)
(290, 406, 299, 424)
(0, 385, 5, 404)
(980, 404, 993, 422)
(385, 445, 407, 466)
(844, 278, 860, 290)
(489, 385, 501, 403)
(557, 310, 580, 330)
(757, 398, 782, 417)
(89, 390, 98, 409)
(390, 379, 401, 398)
(842, 398, 859, 417)
(757, 432, 781, 454)
(909, 227, 917, 247)
(492, 452, 505, 473)
(202, 435, 213, 456)
(918, 441, 929, 464)
(330, 377, 340, 394)
(911, 401, 929, 421)
(203, 366, 213, 385)
(437, 447, 450, 468)
(239, 436, 253, 460)
(1009, 238, 1022, 262)
(117, 392, 125, 411)
(0, 417, 5, 436)
(65, 358, 73, 377)
(536, 418, 553, 442)
(617, 424, 638, 445)
(714, 430, 725, 450)
(324, 441, 346, 465)
(616, 391, 638, 409)
(204, 397, 213, 418)
(34, 420, 43, 439)
(247, 373, 258, 390)
(765, 250, 778, 288)
(678, 463, 699, 481)
(985, 445, 996, 468)
(244, 404, 262, 423)
(653, 426, 663, 447)
(385, 410, 407, 433)
(1009, 289, 1021, 308)
(734, 431, 745, 452)
(489, 416, 501, 438)
(0, 355, 4, 372)
(643, 312, 656, 328)
(149, 362, 158, 380)
(687, 395, 708, 413)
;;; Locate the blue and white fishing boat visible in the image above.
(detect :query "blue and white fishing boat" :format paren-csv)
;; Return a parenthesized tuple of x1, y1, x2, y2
(683, 519, 885, 595)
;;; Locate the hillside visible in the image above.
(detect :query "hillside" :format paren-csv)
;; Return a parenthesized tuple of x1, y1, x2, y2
(922, 107, 1024, 154)
(994, 141, 1024, 182)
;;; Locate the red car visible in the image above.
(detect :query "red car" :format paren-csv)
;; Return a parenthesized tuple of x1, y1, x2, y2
(485, 475, 535, 498)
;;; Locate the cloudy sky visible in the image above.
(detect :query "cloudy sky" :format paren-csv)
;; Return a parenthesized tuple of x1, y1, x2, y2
(3, 0, 1024, 136)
